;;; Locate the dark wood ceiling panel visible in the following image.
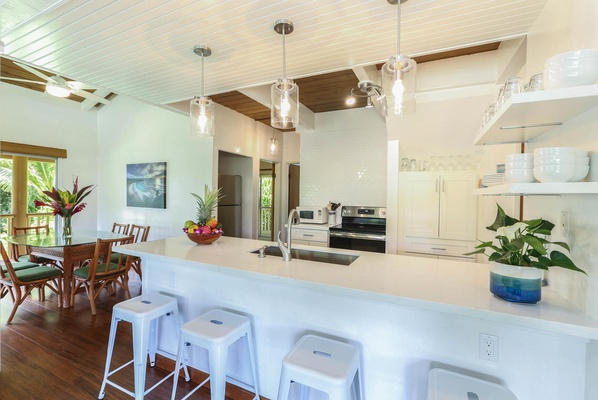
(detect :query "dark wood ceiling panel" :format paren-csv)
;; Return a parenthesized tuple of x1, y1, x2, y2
(0, 57, 89, 103)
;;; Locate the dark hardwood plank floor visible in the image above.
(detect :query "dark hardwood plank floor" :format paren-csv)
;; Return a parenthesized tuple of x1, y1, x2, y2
(0, 273, 264, 400)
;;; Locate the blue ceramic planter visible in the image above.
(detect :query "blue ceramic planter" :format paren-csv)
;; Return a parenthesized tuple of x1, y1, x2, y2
(489, 262, 543, 304)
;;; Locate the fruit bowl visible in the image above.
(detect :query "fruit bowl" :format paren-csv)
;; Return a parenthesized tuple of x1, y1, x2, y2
(186, 232, 222, 245)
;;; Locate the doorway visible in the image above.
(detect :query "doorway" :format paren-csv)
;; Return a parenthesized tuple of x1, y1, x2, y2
(288, 163, 300, 211)
(218, 151, 252, 238)
(258, 161, 275, 241)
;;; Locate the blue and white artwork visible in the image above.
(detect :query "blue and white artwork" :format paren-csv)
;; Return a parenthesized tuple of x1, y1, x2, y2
(126, 162, 166, 209)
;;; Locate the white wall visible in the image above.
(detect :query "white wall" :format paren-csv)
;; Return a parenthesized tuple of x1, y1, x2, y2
(0, 83, 99, 230)
(523, 0, 598, 319)
(97, 95, 212, 239)
(299, 107, 387, 208)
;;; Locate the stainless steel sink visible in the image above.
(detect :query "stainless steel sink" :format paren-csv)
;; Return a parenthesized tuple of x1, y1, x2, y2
(251, 246, 359, 266)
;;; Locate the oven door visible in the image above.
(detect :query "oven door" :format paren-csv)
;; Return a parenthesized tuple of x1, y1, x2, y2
(329, 231, 386, 253)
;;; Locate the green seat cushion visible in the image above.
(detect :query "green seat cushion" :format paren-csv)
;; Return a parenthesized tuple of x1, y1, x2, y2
(18, 254, 53, 264)
(2, 261, 39, 272)
(14, 266, 62, 282)
(74, 263, 124, 279)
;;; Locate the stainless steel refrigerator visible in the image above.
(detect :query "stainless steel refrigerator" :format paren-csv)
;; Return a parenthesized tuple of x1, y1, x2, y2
(218, 175, 242, 237)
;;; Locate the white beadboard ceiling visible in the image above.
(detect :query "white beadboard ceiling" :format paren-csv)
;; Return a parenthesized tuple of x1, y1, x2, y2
(0, 0, 547, 107)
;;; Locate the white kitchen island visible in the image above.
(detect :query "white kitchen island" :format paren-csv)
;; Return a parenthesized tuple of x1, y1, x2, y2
(117, 235, 598, 400)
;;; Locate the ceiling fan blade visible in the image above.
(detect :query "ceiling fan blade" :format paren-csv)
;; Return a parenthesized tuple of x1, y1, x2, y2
(13, 61, 52, 82)
(72, 89, 111, 105)
(67, 81, 96, 90)
(0, 76, 46, 85)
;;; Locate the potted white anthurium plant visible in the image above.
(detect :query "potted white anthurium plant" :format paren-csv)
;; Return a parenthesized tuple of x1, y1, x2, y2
(466, 204, 585, 304)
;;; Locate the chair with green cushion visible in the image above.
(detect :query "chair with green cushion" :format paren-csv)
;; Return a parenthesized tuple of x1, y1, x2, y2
(108, 222, 132, 266)
(12, 225, 57, 268)
(0, 241, 63, 324)
(128, 224, 150, 279)
(1, 259, 47, 301)
(71, 235, 134, 315)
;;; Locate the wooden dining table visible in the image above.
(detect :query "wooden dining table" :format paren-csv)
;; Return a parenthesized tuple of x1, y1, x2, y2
(5, 230, 129, 308)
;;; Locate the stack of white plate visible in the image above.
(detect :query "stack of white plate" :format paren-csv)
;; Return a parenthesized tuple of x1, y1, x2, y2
(533, 147, 589, 182)
(544, 49, 598, 89)
(504, 153, 534, 183)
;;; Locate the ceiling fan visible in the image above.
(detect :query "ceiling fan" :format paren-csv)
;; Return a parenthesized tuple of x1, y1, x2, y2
(0, 60, 111, 105)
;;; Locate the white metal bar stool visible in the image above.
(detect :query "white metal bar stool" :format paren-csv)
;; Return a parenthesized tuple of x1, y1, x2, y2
(427, 368, 518, 400)
(98, 294, 190, 400)
(171, 309, 260, 400)
(277, 334, 363, 400)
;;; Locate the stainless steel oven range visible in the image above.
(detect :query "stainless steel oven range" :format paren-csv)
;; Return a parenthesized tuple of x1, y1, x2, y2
(328, 206, 386, 253)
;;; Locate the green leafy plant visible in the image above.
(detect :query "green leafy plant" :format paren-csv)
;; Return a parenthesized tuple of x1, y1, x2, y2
(465, 204, 585, 274)
(191, 185, 224, 226)
(34, 177, 95, 217)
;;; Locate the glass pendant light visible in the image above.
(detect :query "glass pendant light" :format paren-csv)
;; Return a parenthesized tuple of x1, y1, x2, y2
(271, 19, 299, 129)
(381, 0, 416, 116)
(190, 45, 214, 137)
(269, 129, 279, 155)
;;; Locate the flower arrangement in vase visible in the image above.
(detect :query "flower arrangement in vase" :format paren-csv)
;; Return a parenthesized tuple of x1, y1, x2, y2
(183, 185, 224, 244)
(466, 204, 585, 303)
(34, 177, 95, 238)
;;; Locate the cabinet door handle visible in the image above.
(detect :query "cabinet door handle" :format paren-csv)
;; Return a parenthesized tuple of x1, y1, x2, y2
(435, 178, 439, 192)
(302, 234, 314, 237)
(431, 247, 447, 251)
(442, 178, 445, 192)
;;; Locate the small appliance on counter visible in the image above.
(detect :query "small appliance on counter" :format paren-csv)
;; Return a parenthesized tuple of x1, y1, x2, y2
(296, 206, 328, 224)
(329, 206, 386, 253)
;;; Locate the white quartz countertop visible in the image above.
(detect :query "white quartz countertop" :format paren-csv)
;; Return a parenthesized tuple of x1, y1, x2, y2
(118, 235, 598, 340)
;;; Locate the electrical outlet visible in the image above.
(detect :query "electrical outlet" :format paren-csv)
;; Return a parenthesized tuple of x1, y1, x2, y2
(561, 211, 570, 238)
(479, 333, 498, 361)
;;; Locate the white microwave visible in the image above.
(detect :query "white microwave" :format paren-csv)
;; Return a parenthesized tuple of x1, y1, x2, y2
(296, 206, 328, 224)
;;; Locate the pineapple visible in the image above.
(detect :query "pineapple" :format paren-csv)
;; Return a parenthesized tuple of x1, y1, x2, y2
(191, 185, 224, 226)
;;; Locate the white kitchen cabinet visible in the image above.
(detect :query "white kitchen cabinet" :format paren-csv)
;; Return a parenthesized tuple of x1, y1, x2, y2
(292, 225, 329, 247)
(400, 172, 477, 241)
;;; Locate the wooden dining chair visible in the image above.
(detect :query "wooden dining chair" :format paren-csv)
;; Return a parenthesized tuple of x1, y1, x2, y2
(0, 241, 63, 324)
(111, 222, 130, 235)
(71, 235, 134, 315)
(12, 225, 52, 264)
(128, 224, 150, 279)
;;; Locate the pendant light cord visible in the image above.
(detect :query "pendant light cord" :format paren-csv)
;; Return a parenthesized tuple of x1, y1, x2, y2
(282, 28, 287, 79)
(396, 1, 401, 56)
(200, 53, 205, 96)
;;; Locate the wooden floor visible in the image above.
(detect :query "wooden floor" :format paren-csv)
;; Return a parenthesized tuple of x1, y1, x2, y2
(0, 273, 261, 400)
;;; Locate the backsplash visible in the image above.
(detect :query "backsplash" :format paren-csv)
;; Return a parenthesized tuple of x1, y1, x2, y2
(300, 109, 387, 208)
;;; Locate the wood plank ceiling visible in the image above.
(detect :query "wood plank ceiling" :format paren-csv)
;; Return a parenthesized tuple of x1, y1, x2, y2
(0, 0, 545, 126)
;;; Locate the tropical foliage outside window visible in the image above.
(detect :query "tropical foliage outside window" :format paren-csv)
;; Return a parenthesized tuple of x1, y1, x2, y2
(0, 157, 56, 237)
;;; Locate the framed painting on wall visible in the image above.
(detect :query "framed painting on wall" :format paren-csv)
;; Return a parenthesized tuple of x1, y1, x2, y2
(126, 162, 167, 209)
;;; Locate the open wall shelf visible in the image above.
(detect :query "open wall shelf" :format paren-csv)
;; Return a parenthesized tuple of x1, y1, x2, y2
(473, 85, 598, 146)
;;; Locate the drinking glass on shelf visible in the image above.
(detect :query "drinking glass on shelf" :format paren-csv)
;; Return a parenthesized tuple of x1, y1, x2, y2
(429, 155, 437, 171)
(437, 156, 446, 171)
(410, 159, 417, 172)
(503, 77, 522, 102)
(447, 156, 455, 171)
(529, 73, 544, 91)
(496, 86, 505, 109)
(401, 158, 410, 171)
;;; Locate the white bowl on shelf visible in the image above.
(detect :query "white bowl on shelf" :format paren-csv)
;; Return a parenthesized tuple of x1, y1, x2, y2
(575, 157, 590, 165)
(506, 153, 533, 162)
(575, 150, 588, 157)
(534, 154, 575, 165)
(570, 165, 590, 182)
(533, 165, 575, 182)
(533, 147, 576, 157)
(544, 57, 598, 89)
(504, 168, 535, 183)
(506, 161, 533, 169)
(546, 49, 598, 63)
